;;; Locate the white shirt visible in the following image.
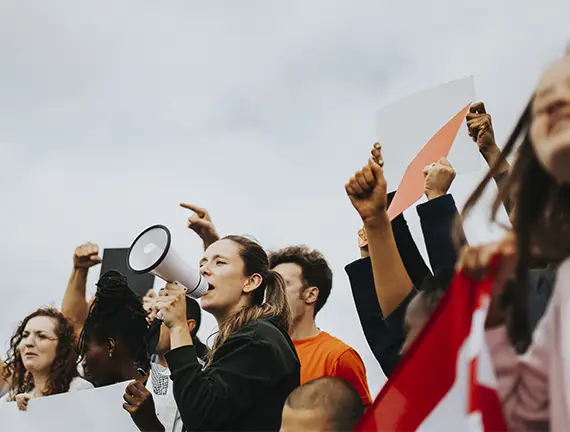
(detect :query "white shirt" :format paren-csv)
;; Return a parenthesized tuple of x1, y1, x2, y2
(146, 363, 183, 432)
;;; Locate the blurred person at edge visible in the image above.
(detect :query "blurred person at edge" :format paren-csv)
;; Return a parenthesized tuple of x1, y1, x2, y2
(459, 53, 570, 431)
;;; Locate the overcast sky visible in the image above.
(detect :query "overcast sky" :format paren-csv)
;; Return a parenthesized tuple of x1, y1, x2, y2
(1, 0, 568, 396)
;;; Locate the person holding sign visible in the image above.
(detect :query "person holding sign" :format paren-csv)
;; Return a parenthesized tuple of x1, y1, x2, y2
(157, 235, 300, 431)
(459, 53, 570, 430)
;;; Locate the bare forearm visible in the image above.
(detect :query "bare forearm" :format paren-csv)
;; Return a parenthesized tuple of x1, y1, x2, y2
(364, 213, 413, 317)
(169, 324, 193, 350)
(61, 268, 89, 334)
(481, 146, 510, 179)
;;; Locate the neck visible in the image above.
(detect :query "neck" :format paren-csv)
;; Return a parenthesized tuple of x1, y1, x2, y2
(214, 299, 249, 327)
(289, 310, 320, 340)
(31, 372, 49, 396)
(117, 359, 144, 383)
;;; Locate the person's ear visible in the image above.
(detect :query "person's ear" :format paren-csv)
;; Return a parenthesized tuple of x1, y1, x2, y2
(106, 338, 116, 358)
(243, 273, 263, 294)
(302, 286, 319, 306)
(186, 319, 197, 334)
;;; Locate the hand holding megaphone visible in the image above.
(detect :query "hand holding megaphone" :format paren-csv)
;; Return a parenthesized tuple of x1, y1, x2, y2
(128, 225, 209, 356)
(156, 283, 188, 329)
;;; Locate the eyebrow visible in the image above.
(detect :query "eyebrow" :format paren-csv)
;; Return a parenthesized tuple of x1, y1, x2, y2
(535, 85, 555, 101)
(199, 254, 229, 266)
(23, 329, 56, 337)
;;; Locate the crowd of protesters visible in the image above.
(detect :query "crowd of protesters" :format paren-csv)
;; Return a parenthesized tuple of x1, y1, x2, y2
(1, 50, 570, 431)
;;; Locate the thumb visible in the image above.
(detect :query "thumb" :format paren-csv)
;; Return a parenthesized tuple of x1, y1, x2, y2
(90, 256, 102, 264)
(438, 157, 452, 167)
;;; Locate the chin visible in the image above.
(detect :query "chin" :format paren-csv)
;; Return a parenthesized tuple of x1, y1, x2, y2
(539, 133, 570, 183)
(200, 297, 215, 313)
(542, 137, 570, 184)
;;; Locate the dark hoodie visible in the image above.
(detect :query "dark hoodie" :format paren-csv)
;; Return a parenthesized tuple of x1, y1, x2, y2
(165, 317, 300, 431)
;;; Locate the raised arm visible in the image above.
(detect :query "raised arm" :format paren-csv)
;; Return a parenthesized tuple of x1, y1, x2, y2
(466, 102, 512, 214)
(358, 190, 431, 288)
(417, 158, 467, 272)
(180, 203, 220, 251)
(61, 243, 102, 337)
(345, 143, 413, 317)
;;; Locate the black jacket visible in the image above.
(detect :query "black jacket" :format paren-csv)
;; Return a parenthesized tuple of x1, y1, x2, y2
(346, 195, 463, 377)
(165, 318, 300, 431)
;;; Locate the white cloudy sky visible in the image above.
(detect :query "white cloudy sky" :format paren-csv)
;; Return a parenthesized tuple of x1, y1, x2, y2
(1, 0, 568, 396)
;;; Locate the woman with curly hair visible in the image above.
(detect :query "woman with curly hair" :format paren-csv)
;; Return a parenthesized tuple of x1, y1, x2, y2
(1, 307, 93, 410)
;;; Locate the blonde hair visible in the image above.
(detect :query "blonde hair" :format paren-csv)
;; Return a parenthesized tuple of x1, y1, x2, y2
(206, 235, 291, 366)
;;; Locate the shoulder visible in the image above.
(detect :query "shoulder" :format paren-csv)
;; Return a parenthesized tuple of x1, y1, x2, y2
(221, 319, 297, 363)
(233, 318, 289, 344)
(68, 377, 94, 392)
(316, 332, 355, 356)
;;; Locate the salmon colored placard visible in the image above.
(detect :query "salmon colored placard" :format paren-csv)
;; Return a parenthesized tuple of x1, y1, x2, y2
(386, 103, 471, 221)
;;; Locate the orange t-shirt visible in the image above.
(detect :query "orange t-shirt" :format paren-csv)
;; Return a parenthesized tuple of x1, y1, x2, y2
(293, 331, 372, 405)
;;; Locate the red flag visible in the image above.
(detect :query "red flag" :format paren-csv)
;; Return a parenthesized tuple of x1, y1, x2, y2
(355, 264, 507, 431)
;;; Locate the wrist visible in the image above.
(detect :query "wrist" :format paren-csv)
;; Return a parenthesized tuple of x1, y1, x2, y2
(480, 143, 501, 159)
(140, 418, 165, 432)
(203, 232, 220, 249)
(362, 212, 390, 230)
(425, 190, 445, 201)
(72, 266, 89, 275)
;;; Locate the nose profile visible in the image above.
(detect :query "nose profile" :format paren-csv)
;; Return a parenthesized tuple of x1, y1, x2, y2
(23, 334, 34, 347)
(200, 263, 211, 276)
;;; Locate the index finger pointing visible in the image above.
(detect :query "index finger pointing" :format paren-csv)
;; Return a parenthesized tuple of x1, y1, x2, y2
(180, 203, 206, 218)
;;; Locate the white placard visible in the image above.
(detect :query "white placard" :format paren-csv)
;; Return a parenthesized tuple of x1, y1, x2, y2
(0, 381, 138, 432)
(376, 76, 480, 189)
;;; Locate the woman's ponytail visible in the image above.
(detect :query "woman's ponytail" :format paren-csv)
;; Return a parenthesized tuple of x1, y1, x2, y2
(260, 269, 291, 333)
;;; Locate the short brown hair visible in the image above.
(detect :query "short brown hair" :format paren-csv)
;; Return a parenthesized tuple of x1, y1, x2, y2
(285, 377, 364, 431)
(269, 246, 333, 316)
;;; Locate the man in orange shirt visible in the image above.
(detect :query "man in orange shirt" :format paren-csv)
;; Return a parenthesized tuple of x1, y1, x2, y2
(270, 246, 372, 406)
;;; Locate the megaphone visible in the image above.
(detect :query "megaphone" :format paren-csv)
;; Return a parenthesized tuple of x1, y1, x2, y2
(127, 224, 209, 299)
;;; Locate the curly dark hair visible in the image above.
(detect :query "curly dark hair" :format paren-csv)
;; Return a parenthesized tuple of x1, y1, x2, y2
(2, 308, 78, 401)
(269, 245, 333, 316)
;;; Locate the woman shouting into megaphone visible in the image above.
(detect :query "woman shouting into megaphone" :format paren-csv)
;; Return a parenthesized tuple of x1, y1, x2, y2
(157, 235, 300, 432)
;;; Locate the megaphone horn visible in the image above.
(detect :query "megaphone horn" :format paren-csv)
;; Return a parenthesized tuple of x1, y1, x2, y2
(127, 224, 209, 299)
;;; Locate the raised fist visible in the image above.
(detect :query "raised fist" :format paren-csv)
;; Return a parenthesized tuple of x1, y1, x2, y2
(345, 143, 388, 224)
(423, 158, 456, 200)
(73, 243, 102, 269)
(466, 102, 496, 153)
